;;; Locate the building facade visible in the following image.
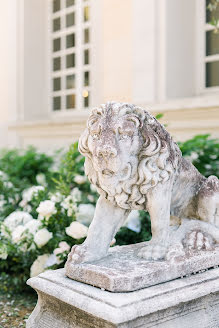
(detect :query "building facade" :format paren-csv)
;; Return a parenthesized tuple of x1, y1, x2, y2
(0, 0, 218, 151)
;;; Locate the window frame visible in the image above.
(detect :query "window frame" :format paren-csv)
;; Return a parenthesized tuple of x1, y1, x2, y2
(49, 0, 92, 115)
(196, 0, 219, 94)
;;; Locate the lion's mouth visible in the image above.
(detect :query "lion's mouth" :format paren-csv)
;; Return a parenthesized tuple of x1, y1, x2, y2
(120, 163, 132, 181)
(101, 169, 115, 177)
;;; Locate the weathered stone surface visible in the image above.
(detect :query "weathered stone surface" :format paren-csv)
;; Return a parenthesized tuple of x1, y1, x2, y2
(66, 242, 219, 292)
(27, 268, 219, 328)
(66, 101, 219, 268)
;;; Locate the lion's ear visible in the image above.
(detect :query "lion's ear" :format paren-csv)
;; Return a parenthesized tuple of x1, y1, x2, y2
(78, 129, 91, 158)
(133, 107, 146, 124)
(91, 106, 104, 117)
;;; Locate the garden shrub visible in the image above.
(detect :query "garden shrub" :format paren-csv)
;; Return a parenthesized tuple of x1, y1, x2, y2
(178, 134, 219, 178)
(0, 145, 98, 293)
(0, 134, 218, 293)
(0, 147, 56, 190)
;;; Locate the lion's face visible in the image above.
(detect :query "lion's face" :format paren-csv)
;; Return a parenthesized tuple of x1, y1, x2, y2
(79, 102, 177, 209)
(86, 107, 143, 185)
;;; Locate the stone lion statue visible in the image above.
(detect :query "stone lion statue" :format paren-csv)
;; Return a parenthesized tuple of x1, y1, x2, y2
(66, 102, 219, 264)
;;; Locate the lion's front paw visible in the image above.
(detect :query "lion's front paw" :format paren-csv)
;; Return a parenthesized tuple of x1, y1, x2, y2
(66, 244, 94, 265)
(137, 243, 168, 261)
(66, 244, 106, 265)
(184, 231, 214, 251)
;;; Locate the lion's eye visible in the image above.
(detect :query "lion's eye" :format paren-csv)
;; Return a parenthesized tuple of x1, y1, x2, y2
(121, 134, 129, 140)
(92, 134, 99, 140)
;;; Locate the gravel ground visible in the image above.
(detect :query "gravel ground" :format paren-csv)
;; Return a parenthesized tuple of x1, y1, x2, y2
(0, 292, 37, 328)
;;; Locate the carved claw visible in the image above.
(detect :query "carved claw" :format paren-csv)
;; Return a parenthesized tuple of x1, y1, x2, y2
(66, 244, 89, 265)
(66, 244, 107, 265)
(137, 244, 168, 261)
(165, 243, 185, 261)
(184, 231, 214, 251)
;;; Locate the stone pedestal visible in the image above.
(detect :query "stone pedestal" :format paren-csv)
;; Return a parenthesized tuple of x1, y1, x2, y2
(66, 243, 219, 292)
(27, 267, 219, 328)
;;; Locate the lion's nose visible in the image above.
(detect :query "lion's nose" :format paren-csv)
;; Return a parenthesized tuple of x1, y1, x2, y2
(97, 146, 117, 159)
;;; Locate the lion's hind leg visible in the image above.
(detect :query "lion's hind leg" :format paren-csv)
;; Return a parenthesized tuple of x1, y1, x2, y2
(197, 175, 219, 226)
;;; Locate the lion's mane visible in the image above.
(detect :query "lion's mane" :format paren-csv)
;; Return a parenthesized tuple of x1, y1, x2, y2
(79, 102, 181, 210)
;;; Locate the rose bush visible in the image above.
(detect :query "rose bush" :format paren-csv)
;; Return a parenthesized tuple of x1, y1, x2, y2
(0, 135, 218, 293)
(0, 144, 99, 293)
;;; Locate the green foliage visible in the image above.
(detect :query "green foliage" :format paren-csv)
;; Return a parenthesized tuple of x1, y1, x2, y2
(0, 143, 97, 294)
(178, 134, 219, 177)
(155, 113, 164, 120)
(53, 142, 98, 203)
(53, 143, 83, 195)
(207, 0, 219, 31)
(0, 175, 19, 220)
(0, 133, 218, 294)
(0, 186, 83, 294)
(115, 211, 151, 246)
(0, 147, 56, 190)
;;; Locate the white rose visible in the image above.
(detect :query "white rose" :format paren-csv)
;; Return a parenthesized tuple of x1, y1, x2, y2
(0, 244, 8, 260)
(3, 181, 13, 189)
(50, 192, 63, 203)
(90, 184, 97, 193)
(53, 241, 70, 255)
(3, 211, 33, 234)
(19, 199, 27, 208)
(53, 241, 71, 264)
(45, 254, 57, 267)
(36, 173, 47, 186)
(25, 205, 32, 213)
(24, 219, 41, 234)
(74, 175, 87, 184)
(61, 196, 70, 210)
(65, 222, 88, 239)
(36, 200, 57, 219)
(59, 241, 70, 251)
(87, 195, 95, 202)
(124, 210, 141, 233)
(67, 208, 74, 217)
(19, 200, 32, 213)
(0, 199, 6, 210)
(76, 204, 95, 226)
(34, 228, 53, 248)
(22, 186, 44, 202)
(0, 171, 8, 180)
(12, 225, 26, 243)
(190, 152, 198, 161)
(38, 214, 44, 221)
(30, 254, 50, 277)
(61, 195, 77, 217)
(71, 188, 82, 202)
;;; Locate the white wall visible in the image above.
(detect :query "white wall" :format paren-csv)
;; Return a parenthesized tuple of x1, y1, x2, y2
(131, 0, 198, 104)
(102, 0, 133, 103)
(0, 0, 218, 151)
(22, 0, 49, 120)
(0, 0, 18, 147)
(132, 0, 156, 105)
(165, 0, 196, 98)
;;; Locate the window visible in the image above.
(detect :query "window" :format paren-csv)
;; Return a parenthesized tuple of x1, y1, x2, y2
(205, 0, 219, 88)
(50, 0, 91, 112)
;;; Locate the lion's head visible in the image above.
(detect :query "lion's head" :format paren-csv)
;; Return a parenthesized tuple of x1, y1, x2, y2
(79, 102, 181, 210)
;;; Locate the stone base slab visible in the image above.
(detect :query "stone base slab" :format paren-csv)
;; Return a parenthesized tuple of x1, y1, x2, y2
(65, 243, 219, 292)
(27, 268, 219, 328)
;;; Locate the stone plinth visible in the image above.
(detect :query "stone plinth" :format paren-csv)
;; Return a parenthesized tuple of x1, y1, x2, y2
(65, 243, 219, 292)
(27, 268, 219, 328)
